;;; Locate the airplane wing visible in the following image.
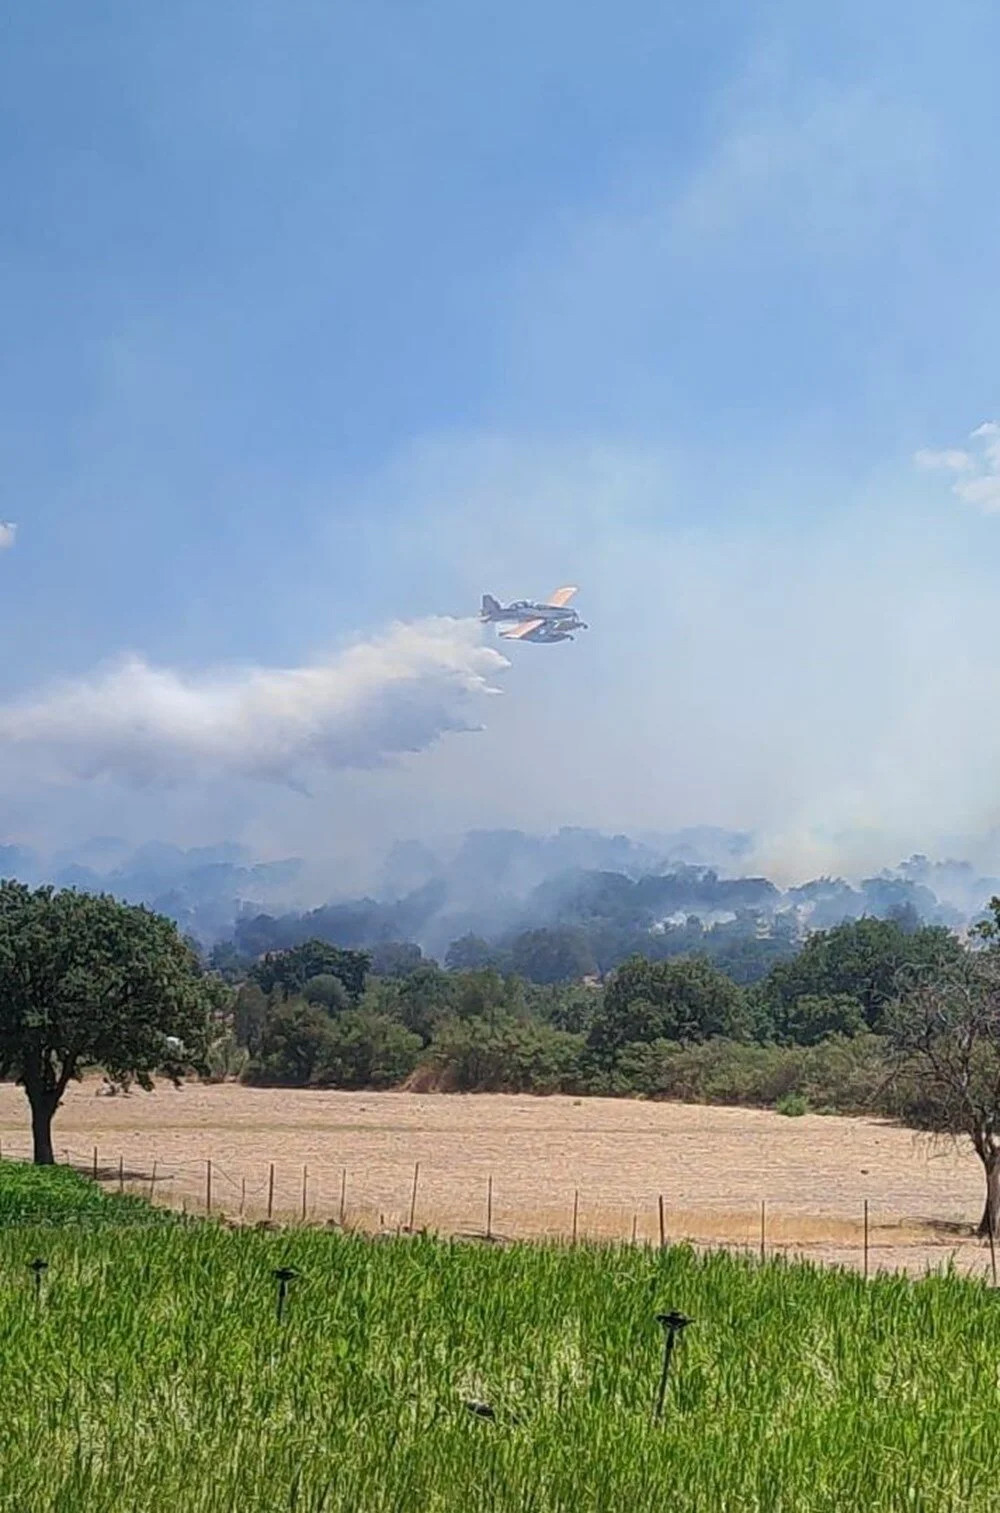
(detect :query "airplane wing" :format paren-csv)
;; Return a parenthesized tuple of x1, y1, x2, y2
(545, 585, 578, 607)
(500, 617, 545, 640)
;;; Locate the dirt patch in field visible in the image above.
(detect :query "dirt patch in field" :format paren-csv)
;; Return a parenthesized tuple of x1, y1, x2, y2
(0, 1081, 992, 1278)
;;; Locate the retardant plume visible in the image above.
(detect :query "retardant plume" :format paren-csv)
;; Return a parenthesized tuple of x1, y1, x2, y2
(0, 523, 16, 549)
(0, 618, 507, 786)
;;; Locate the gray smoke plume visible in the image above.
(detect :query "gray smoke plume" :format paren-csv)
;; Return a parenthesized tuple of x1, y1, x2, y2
(0, 617, 507, 786)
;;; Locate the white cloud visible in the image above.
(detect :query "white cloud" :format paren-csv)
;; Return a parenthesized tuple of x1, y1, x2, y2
(916, 422, 1000, 513)
(914, 448, 973, 472)
(0, 523, 16, 549)
(0, 617, 507, 787)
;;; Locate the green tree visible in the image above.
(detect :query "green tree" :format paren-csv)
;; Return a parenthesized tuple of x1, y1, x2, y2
(232, 981, 269, 1053)
(773, 993, 866, 1047)
(589, 955, 747, 1057)
(369, 941, 425, 977)
(425, 1016, 584, 1093)
(761, 917, 960, 1032)
(393, 965, 460, 1041)
(250, 939, 370, 1004)
(0, 883, 212, 1164)
(313, 1012, 422, 1088)
(302, 973, 351, 1013)
(507, 927, 598, 985)
(243, 1000, 336, 1086)
(444, 934, 505, 972)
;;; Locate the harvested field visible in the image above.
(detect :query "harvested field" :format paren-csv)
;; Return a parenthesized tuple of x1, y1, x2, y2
(0, 1080, 991, 1277)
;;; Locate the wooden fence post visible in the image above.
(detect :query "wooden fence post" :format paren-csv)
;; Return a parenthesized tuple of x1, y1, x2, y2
(408, 1162, 420, 1231)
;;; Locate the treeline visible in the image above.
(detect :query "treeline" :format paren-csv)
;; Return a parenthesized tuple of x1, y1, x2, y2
(213, 911, 803, 988)
(212, 860, 966, 988)
(210, 916, 963, 1115)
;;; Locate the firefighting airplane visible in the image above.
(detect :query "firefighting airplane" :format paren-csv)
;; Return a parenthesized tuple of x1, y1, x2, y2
(480, 585, 587, 643)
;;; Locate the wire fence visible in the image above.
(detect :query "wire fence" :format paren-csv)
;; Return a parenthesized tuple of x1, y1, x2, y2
(2, 1136, 996, 1282)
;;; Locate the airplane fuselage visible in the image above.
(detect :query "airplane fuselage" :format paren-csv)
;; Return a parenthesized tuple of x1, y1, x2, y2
(480, 588, 588, 643)
(483, 600, 579, 623)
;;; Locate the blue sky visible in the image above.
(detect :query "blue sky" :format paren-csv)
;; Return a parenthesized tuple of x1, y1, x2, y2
(3, 1, 1000, 878)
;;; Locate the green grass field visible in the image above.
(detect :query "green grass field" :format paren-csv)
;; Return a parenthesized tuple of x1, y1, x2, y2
(0, 1163, 997, 1511)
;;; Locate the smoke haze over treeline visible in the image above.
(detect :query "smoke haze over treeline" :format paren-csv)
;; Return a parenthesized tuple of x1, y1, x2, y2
(5, 827, 998, 975)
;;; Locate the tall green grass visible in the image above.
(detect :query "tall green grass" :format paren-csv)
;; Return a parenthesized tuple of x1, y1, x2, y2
(0, 1160, 175, 1227)
(0, 1166, 996, 1510)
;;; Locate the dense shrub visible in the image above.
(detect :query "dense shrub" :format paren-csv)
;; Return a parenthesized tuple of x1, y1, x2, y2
(599, 1033, 886, 1112)
(417, 1017, 585, 1094)
(312, 1012, 422, 1089)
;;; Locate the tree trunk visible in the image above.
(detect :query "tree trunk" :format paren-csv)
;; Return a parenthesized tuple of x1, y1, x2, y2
(28, 1092, 56, 1166)
(977, 1155, 1000, 1238)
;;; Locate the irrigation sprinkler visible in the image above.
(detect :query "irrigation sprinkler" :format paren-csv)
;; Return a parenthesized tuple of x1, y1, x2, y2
(462, 1397, 521, 1426)
(28, 1258, 48, 1301)
(272, 1266, 298, 1323)
(654, 1310, 693, 1420)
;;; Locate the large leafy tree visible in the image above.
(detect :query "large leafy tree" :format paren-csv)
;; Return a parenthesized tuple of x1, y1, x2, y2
(250, 939, 370, 1004)
(0, 883, 212, 1164)
(589, 955, 747, 1057)
(760, 917, 961, 1032)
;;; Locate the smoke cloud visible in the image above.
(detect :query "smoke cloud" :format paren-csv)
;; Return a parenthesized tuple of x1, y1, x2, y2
(0, 523, 16, 550)
(0, 618, 507, 787)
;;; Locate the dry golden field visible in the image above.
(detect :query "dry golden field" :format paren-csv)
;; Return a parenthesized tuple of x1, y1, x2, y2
(0, 1080, 993, 1277)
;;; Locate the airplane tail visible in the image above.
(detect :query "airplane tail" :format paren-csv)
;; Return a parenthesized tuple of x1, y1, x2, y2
(481, 593, 502, 618)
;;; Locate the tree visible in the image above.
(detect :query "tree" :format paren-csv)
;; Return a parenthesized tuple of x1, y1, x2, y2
(761, 917, 960, 1032)
(773, 993, 866, 1047)
(243, 1000, 336, 1086)
(507, 927, 598, 985)
(0, 883, 212, 1164)
(250, 940, 370, 1004)
(312, 1012, 422, 1088)
(302, 974, 350, 1013)
(886, 953, 1000, 1237)
(589, 955, 747, 1058)
(369, 940, 425, 977)
(233, 981, 269, 1053)
(444, 934, 505, 972)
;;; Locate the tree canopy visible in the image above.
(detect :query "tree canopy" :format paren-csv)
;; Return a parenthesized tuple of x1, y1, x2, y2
(589, 955, 748, 1058)
(0, 883, 213, 1163)
(249, 939, 370, 1004)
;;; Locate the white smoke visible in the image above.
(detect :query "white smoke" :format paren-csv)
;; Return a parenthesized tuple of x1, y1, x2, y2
(0, 617, 507, 786)
(0, 523, 17, 549)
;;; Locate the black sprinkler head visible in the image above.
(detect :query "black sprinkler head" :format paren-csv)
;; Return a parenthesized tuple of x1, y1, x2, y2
(272, 1267, 298, 1284)
(29, 1258, 48, 1275)
(656, 1311, 693, 1332)
(463, 1400, 497, 1421)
